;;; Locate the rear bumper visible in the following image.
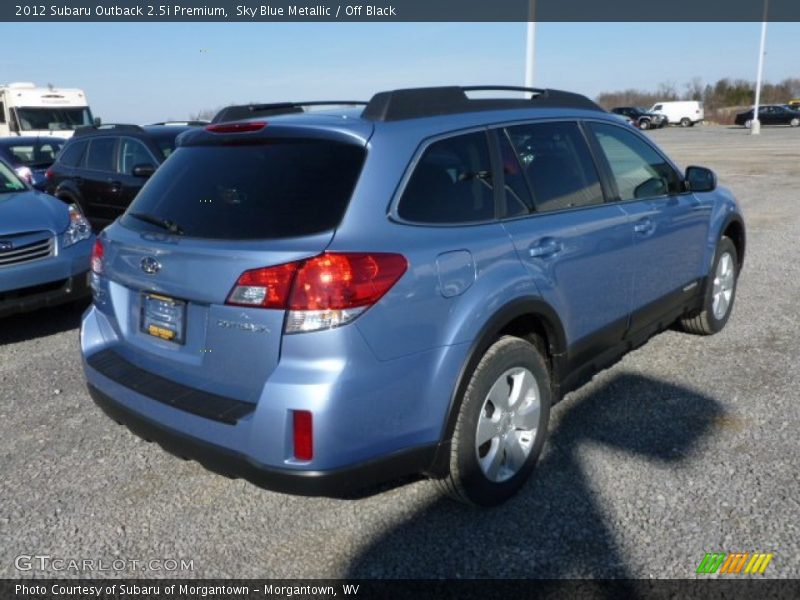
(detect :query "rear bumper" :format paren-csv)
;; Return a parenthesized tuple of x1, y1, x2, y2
(0, 272, 90, 318)
(88, 383, 438, 497)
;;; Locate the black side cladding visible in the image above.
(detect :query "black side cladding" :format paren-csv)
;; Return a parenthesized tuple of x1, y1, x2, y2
(86, 349, 254, 424)
(362, 86, 605, 121)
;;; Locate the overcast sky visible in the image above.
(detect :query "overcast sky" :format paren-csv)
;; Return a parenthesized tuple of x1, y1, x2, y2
(2, 22, 797, 123)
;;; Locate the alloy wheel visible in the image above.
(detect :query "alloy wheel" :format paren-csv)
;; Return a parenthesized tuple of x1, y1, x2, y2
(475, 367, 541, 482)
(712, 251, 735, 320)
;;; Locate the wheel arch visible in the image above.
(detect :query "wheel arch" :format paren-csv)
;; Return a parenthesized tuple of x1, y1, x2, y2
(54, 182, 81, 205)
(427, 297, 567, 477)
(722, 214, 746, 269)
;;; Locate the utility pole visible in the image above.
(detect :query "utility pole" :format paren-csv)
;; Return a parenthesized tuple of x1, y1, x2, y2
(752, 0, 769, 135)
(524, 0, 536, 95)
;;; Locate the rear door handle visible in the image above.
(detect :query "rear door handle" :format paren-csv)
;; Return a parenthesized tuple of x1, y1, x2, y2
(528, 239, 563, 259)
(633, 217, 654, 234)
(108, 180, 122, 193)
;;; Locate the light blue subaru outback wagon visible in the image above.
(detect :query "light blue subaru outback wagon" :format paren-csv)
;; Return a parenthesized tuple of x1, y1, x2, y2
(81, 87, 745, 505)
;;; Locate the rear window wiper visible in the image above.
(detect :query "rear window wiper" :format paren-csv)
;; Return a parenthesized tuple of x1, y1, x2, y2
(128, 211, 184, 235)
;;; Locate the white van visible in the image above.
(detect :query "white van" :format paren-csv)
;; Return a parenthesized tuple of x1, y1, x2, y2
(649, 101, 704, 127)
(0, 82, 94, 138)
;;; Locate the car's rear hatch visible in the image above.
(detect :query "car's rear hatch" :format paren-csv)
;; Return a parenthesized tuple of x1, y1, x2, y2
(93, 121, 370, 405)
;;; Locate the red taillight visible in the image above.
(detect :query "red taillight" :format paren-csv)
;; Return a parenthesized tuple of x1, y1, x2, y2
(226, 252, 407, 333)
(45, 167, 54, 180)
(293, 410, 313, 461)
(205, 121, 267, 134)
(226, 252, 407, 310)
(91, 239, 104, 274)
(290, 253, 407, 310)
(227, 262, 298, 308)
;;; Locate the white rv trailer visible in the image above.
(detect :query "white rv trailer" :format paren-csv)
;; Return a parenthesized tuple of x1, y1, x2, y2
(0, 82, 94, 138)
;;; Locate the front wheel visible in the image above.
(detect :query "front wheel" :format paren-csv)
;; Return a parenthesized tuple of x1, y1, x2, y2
(790, 117, 800, 127)
(679, 236, 739, 335)
(639, 119, 651, 130)
(437, 336, 551, 506)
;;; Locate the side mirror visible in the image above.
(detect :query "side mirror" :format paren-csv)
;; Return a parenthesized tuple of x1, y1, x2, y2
(685, 166, 716, 192)
(93, 117, 102, 127)
(132, 163, 156, 178)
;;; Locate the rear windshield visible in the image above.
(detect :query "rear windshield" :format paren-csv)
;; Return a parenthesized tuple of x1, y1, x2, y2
(3, 140, 64, 168)
(120, 140, 365, 240)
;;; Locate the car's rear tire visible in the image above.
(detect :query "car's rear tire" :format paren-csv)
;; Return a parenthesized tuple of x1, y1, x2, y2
(680, 117, 692, 127)
(679, 236, 739, 336)
(744, 119, 753, 129)
(639, 119, 650, 130)
(790, 117, 800, 127)
(436, 336, 551, 506)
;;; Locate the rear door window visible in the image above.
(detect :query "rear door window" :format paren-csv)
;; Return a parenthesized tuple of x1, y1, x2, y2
(85, 138, 116, 172)
(57, 140, 88, 167)
(505, 121, 604, 213)
(120, 139, 365, 240)
(497, 131, 533, 218)
(398, 131, 495, 224)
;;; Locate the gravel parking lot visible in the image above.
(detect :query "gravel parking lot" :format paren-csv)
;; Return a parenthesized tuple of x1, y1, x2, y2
(1, 126, 798, 579)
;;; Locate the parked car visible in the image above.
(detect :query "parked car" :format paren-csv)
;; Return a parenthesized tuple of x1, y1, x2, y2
(0, 136, 65, 190)
(611, 107, 667, 129)
(609, 112, 636, 128)
(734, 104, 800, 128)
(650, 101, 704, 127)
(45, 123, 200, 229)
(82, 86, 745, 506)
(0, 158, 93, 318)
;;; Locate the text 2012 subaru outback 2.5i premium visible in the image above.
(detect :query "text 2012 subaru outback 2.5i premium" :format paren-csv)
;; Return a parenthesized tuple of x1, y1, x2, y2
(81, 86, 745, 506)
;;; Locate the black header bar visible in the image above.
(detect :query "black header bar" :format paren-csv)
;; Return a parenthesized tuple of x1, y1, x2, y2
(3, 0, 800, 22)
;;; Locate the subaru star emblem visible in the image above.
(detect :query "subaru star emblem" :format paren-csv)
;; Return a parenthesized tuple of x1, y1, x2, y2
(140, 256, 161, 274)
(0, 240, 12, 252)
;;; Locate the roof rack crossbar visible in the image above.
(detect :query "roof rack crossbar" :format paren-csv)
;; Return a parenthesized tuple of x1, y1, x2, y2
(362, 86, 603, 122)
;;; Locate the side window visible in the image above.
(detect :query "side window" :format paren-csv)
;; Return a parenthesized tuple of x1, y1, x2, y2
(56, 140, 88, 168)
(0, 102, 5, 124)
(398, 131, 495, 224)
(653, 104, 663, 112)
(118, 138, 156, 175)
(505, 121, 604, 213)
(498, 131, 533, 218)
(589, 123, 681, 201)
(85, 138, 116, 172)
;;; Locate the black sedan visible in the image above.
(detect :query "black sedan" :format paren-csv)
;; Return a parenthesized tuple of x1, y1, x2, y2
(0, 137, 65, 190)
(610, 107, 667, 130)
(735, 105, 800, 128)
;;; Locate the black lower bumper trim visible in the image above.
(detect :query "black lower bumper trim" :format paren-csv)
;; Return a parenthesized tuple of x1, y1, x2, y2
(87, 348, 254, 425)
(0, 273, 90, 318)
(88, 384, 438, 497)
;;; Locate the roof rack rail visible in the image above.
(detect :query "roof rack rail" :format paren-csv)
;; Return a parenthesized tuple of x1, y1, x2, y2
(73, 123, 145, 137)
(211, 101, 368, 124)
(362, 86, 603, 122)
